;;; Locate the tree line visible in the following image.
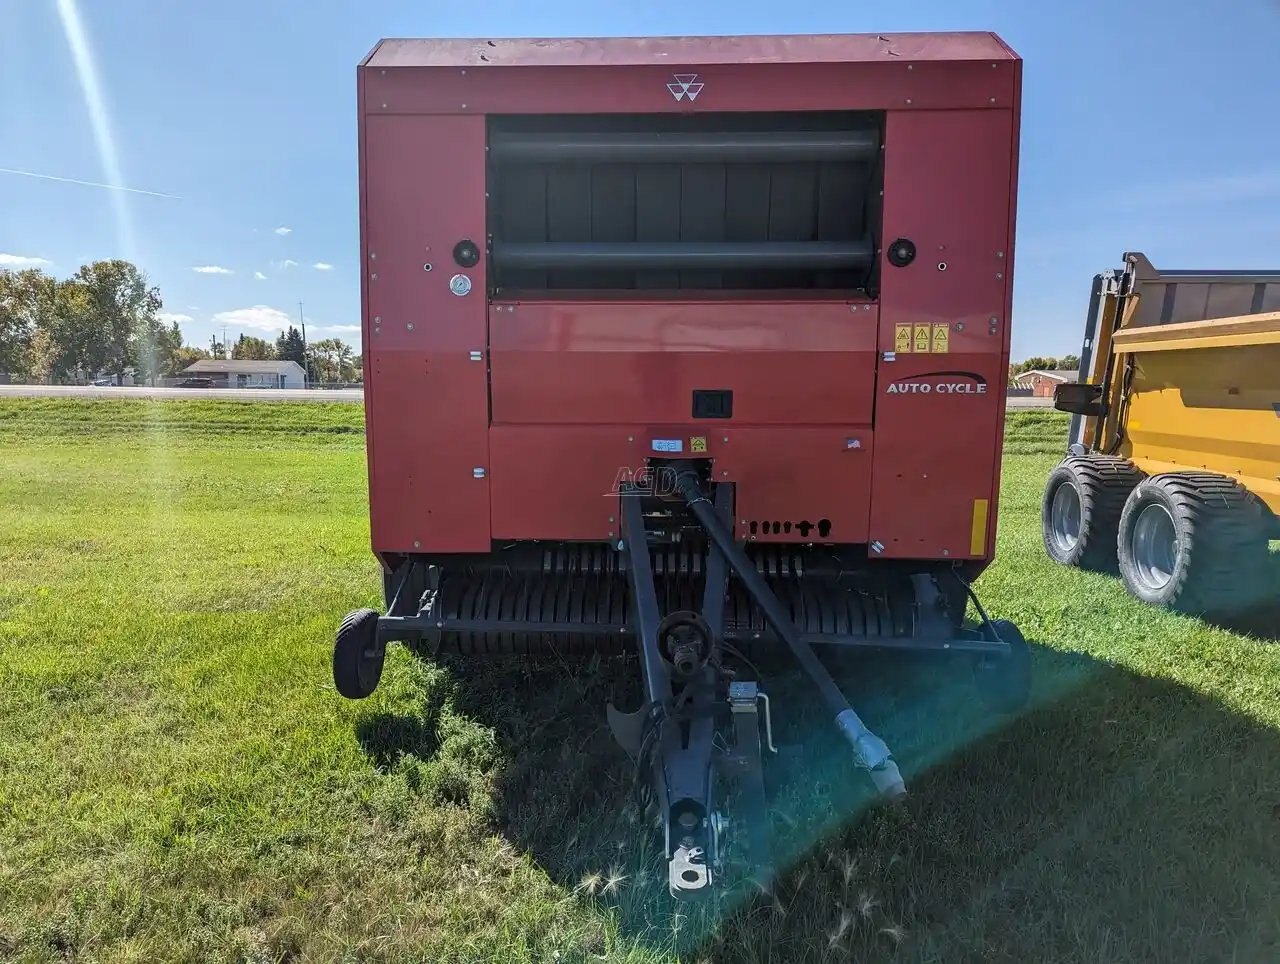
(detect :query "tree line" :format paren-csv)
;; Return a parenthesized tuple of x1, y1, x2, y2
(0, 260, 358, 384)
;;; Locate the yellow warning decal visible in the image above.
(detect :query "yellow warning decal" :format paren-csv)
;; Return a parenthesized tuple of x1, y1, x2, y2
(895, 324, 913, 353)
(690, 436, 708, 454)
(913, 324, 932, 354)
(931, 323, 950, 354)
(970, 498, 990, 556)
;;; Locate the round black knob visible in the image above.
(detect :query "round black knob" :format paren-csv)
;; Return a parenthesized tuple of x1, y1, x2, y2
(452, 239, 480, 268)
(887, 238, 917, 268)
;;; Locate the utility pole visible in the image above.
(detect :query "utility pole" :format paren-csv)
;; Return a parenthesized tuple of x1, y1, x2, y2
(299, 301, 310, 386)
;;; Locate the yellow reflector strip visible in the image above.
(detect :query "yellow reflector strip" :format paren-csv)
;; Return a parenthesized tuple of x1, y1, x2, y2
(970, 499, 990, 556)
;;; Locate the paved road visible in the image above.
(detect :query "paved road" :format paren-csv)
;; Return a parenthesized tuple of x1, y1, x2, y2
(0, 383, 1055, 409)
(0, 384, 365, 403)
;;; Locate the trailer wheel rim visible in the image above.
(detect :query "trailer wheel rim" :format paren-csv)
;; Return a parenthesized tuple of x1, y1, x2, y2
(1048, 480, 1082, 554)
(1131, 503, 1178, 592)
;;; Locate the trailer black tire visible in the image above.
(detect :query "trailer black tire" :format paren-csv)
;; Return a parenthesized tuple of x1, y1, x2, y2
(1116, 473, 1271, 617)
(1042, 456, 1142, 571)
(333, 608, 385, 699)
(973, 619, 1031, 714)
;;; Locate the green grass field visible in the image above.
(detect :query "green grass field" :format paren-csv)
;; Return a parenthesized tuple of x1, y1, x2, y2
(1, 398, 1277, 963)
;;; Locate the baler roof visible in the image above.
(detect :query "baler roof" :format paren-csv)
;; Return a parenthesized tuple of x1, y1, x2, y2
(363, 32, 1018, 69)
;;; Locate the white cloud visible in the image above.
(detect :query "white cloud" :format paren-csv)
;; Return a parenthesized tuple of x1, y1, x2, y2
(193, 265, 233, 275)
(313, 262, 334, 271)
(273, 259, 298, 270)
(254, 271, 267, 281)
(321, 324, 361, 333)
(157, 312, 194, 324)
(274, 226, 292, 236)
(0, 253, 52, 269)
(212, 305, 293, 332)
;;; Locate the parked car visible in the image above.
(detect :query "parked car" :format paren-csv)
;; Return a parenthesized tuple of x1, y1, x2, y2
(175, 377, 215, 388)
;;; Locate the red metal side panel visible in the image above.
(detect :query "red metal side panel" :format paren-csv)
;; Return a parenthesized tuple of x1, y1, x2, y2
(362, 113, 491, 552)
(489, 301, 878, 425)
(488, 425, 873, 543)
(868, 109, 1016, 561)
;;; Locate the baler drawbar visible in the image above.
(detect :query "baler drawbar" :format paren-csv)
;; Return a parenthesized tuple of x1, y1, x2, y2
(337, 32, 1029, 897)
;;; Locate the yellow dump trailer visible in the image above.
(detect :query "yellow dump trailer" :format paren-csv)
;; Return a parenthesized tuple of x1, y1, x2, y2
(1044, 252, 1280, 615)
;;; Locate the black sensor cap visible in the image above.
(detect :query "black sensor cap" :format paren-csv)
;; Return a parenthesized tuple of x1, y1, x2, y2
(887, 238, 916, 268)
(453, 239, 480, 268)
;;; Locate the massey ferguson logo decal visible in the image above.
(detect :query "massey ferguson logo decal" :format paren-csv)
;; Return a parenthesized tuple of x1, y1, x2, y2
(886, 373, 988, 395)
(668, 73, 704, 102)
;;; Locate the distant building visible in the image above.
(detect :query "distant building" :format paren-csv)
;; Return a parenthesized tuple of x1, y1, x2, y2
(178, 359, 306, 389)
(1012, 369, 1076, 398)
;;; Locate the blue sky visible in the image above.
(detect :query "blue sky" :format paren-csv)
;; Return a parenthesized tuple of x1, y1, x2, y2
(3, 0, 1280, 359)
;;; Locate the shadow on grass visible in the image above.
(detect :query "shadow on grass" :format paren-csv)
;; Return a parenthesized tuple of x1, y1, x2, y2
(363, 643, 1280, 962)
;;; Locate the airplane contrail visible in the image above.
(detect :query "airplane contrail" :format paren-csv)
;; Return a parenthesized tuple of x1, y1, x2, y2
(0, 167, 182, 200)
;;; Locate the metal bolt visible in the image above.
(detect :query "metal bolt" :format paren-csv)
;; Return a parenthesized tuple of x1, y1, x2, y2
(938, 262, 948, 271)
(870, 541, 885, 554)
(423, 263, 433, 272)
(907, 64, 913, 70)
(460, 69, 467, 75)
(381, 103, 387, 109)
(374, 315, 381, 323)
(371, 273, 378, 281)
(469, 350, 482, 361)
(990, 97, 997, 104)
(956, 322, 965, 332)
(608, 516, 615, 523)
(406, 323, 414, 330)
(607, 531, 614, 538)
(722, 436, 729, 443)
(989, 316, 999, 325)
(472, 467, 486, 478)
(380, 69, 387, 76)
(627, 435, 634, 442)
(461, 103, 467, 109)
(905, 98, 913, 105)
(997, 251, 1005, 258)
(370, 252, 377, 260)
(996, 272, 1004, 280)
(942, 549, 950, 557)
(721, 470, 728, 477)
(414, 540, 421, 548)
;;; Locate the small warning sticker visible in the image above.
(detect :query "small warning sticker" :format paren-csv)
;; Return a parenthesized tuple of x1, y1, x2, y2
(690, 436, 708, 454)
(931, 323, 950, 354)
(895, 324, 913, 353)
(913, 324, 932, 354)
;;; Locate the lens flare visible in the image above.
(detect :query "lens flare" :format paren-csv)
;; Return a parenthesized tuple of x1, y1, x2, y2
(54, 0, 136, 259)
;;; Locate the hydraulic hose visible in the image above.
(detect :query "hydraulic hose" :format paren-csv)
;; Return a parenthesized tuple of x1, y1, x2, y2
(675, 470, 905, 799)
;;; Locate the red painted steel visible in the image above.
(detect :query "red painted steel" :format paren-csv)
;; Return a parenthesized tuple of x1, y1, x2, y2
(363, 60, 1016, 117)
(364, 34, 1015, 68)
(361, 114, 491, 552)
(869, 109, 1016, 560)
(489, 301, 879, 426)
(489, 425, 874, 544)
(358, 33, 1021, 563)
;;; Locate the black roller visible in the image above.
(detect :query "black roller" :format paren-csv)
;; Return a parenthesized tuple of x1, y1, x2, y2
(489, 129, 880, 164)
(491, 239, 874, 273)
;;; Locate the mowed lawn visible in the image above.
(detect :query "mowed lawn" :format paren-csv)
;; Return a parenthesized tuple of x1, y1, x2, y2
(1, 398, 1278, 964)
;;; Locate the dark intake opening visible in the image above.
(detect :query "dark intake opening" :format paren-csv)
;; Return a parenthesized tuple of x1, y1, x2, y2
(487, 111, 884, 294)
